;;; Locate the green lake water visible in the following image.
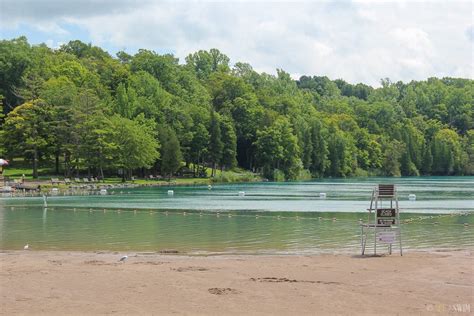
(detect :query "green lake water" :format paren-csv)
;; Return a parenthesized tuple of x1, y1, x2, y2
(1, 177, 472, 254)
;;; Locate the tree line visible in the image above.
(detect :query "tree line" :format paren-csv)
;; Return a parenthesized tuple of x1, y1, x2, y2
(0, 37, 472, 180)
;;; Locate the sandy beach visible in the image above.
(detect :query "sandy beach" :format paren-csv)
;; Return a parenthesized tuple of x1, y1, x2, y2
(0, 250, 472, 315)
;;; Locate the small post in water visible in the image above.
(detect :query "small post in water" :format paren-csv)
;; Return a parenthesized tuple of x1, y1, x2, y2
(43, 194, 48, 208)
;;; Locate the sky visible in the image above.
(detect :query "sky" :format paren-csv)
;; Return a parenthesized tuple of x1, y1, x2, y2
(0, 0, 473, 86)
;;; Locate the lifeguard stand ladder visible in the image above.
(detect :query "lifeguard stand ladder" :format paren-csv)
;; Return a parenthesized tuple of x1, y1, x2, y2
(361, 184, 402, 256)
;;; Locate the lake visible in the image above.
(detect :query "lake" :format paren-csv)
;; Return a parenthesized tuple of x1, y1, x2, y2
(0, 177, 472, 254)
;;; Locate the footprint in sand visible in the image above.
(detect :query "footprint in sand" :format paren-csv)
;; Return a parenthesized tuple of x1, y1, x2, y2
(250, 277, 298, 283)
(208, 288, 240, 295)
(48, 260, 63, 266)
(83, 260, 113, 266)
(133, 261, 168, 266)
(250, 277, 341, 285)
(173, 266, 208, 272)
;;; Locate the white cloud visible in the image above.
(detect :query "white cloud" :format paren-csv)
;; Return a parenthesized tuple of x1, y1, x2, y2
(1, 0, 472, 86)
(467, 25, 474, 41)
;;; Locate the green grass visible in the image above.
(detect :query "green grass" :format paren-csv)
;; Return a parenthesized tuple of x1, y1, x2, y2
(3, 167, 52, 180)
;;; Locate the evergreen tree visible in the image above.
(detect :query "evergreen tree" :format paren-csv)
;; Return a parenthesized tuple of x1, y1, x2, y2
(160, 127, 182, 180)
(302, 127, 313, 169)
(208, 110, 223, 176)
(2, 99, 52, 178)
(220, 116, 237, 170)
(190, 123, 209, 177)
(420, 142, 433, 174)
(309, 119, 328, 177)
(383, 140, 404, 177)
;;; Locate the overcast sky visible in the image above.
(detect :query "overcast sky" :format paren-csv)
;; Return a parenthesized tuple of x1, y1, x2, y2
(0, 0, 472, 86)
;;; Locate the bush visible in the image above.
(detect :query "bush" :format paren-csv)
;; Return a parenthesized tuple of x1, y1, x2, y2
(296, 169, 312, 181)
(273, 169, 285, 182)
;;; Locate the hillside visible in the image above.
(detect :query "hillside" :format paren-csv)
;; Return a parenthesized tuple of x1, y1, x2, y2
(0, 37, 472, 179)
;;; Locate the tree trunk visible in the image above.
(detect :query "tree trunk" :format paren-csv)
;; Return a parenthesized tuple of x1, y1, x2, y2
(55, 151, 60, 175)
(76, 159, 80, 177)
(32, 147, 38, 179)
(63, 153, 68, 177)
(99, 166, 104, 182)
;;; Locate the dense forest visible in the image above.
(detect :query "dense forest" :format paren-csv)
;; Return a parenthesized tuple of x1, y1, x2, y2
(0, 37, 473, 180)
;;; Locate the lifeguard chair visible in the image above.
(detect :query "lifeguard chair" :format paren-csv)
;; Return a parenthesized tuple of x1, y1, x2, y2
(361, 184, 402, 256)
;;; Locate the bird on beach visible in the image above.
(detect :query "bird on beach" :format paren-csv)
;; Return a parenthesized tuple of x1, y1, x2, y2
(119, 255, 128, 262)
(23, 244, 29, 250)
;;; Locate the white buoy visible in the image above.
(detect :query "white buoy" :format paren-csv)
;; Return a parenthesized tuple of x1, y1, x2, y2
(319, 192, 326, 199)
(238, 191, 245, 197)
(408, 194, 416, 201)
(100, 188, 107, 195)
(168, 190, 174, 196)
(208, 185, 212, 190)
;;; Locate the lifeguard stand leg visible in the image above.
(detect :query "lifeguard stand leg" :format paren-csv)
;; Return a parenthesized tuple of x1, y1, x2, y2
(373, 196, 378, 255)
(396, 197, 402, 256)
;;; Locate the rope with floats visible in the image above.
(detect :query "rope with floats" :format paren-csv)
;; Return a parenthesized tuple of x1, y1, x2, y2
(5, 205, 472, 227)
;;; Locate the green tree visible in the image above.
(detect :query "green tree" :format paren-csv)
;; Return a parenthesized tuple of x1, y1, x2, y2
(110, 115, 160, 181)
(254, 117, 301, 180)
(114, 82, 135, 118)
(190, 123, 210, 177)
(0, 37, 32, 113)
(159, 127, 182, 180)
(185, 49, 230, 80)
(432, 129, 463, 175)
(309, 119, 328, 177)
(208, 110, 223, 176)
(420, 141, 433, 174)
(2, 99, 52, 178)
(219, 116, 237, 170)
(40, 76, 77, 174)
(382, 140, 405, 177)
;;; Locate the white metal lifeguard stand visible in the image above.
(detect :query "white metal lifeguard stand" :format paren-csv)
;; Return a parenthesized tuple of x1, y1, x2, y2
(361, 184, 402, 256)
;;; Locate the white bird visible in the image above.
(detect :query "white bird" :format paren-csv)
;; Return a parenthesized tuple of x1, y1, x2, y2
(23, 244, 29, 250)
(119, 255, 128, 262)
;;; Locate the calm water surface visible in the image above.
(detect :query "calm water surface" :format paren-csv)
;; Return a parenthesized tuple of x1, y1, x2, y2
(1, 177, 472, 254)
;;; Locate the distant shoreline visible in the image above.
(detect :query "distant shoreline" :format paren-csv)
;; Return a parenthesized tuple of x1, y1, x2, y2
(1, 175, 261, 195)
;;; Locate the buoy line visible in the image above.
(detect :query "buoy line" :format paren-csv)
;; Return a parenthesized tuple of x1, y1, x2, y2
(15, 206, 471, 227)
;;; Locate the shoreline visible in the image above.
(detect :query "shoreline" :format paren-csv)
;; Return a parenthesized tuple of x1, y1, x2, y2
(1, 176, 261, 196)
(2, 174, 473, 197)
(1, 246, 473, 257)
(1, 249, 472, 315)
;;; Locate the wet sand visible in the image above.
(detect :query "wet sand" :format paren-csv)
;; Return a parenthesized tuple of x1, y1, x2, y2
(0, 250, 472, 315)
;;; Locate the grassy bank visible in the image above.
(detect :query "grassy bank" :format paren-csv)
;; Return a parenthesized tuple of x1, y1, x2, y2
(2, 166, 262, 189)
